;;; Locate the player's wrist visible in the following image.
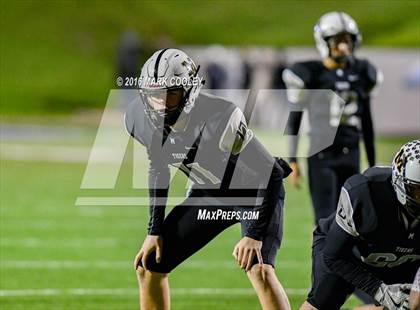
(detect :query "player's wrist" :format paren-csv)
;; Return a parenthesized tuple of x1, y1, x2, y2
(289, 157, 298, 163)
(147, 227, 162, 236)
(244, 232, 262, 241)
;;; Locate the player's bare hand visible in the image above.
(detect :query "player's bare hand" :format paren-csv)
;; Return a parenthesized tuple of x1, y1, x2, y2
(133, 235, 163, 271)
(289, 162, 301, 189)
(232, 236, 263, 271)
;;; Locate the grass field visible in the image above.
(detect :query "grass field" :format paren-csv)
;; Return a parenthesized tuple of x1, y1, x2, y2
(1, 1, 419, 114)
(0, 125, 415, 309)
(1, 1, 418, 308)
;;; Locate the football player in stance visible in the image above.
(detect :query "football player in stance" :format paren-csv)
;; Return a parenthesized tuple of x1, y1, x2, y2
(283, 12, 382, 223)
(300, 140, 420, 310)
(125, 48, 292, 310)
(410, 268, 420, 310)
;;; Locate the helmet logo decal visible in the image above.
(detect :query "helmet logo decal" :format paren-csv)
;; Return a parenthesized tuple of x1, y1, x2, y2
(394, 148, 405, 174)
(181, 58, 197, 77)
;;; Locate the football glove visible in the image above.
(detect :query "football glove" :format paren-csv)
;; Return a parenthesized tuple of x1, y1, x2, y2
(374, 283, 411, 310)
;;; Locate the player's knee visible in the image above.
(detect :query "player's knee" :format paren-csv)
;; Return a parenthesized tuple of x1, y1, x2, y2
(136, 266, 147, 281)
(247, 263, 275, 282)
(299, 300, 318, 310)
(136, 267, 168, 282)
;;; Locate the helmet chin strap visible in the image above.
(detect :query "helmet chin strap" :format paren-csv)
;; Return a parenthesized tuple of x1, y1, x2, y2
(164, 65, 202, 127)
(327, 54, 355, 68)
(164, 88, 189, 127)
(338, 55, 355, 66)
(399, 204, 420, 231)
(164, 103, 184, 127)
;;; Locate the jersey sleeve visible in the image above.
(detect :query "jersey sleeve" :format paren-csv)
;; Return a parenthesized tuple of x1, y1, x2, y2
(222, 117, 291, 240)
(283, 62, 312, 162)
(146, 149, 170, 235)
(218, 107, 254, 155)
(240, 150, 287, 240)
(323, 220, 383, 297)
(360, 96, 376, 167)
(223, 105, 293, 239)
(335, 174, 378, 237)
(336, 187, 359, 236)
(323, 173, 384, 299)
(124, 101, 169, 235)
(282, 62, 312, 103)
(363, 59, 383, 95)
(124, 100, 146, 146)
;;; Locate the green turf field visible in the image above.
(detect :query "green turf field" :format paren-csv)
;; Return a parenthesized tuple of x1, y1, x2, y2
(0, 130, 415, 309)
(1, 0, 419, 114)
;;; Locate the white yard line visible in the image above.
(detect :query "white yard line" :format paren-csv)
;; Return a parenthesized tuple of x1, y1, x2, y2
(0, 237, 308, 248)
(0, 143, 135, 163)
(75, 197, 264, 206)
(0, 238, 119, 247)
(0, 287, 308, 297)
(0, 260, 308, 270)
(1, 219, 145, 230)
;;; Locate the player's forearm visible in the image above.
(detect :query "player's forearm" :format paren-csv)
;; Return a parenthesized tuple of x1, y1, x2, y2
(323, 252, 382, 297)
(323, 224, 382, 296)
(287, 113, 302, 162)
(147, 186, 168, 235)
(244, 159, 285, 240)
(363, 134, 375, 167)
(147, 164, 170, 235)
(289, 136, 299, 163)
(147, 205, 166, 235)
(235, 137, 290, 240)
(361, 99, 376, 167)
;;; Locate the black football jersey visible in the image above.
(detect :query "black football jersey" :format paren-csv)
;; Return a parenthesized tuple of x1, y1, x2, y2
(284, 59, 379, 165)
(320, 167, 420, 283)
(124, 91, 270, 189)
(125, 91, 288, 236)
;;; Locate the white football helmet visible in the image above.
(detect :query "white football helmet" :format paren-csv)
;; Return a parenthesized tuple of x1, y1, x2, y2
(392, 140, 420, 219)
(138, 48, 204, 127)
(314, 11, 362, 60)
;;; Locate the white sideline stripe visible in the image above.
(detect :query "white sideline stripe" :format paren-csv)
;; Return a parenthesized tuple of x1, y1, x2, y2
(0, 144, 121, 163)
(0, 238, 119, 247)
(0, 260, 308, 270)
(1, 220, 145, 230)
(75, 197, 263, 206)
(0, 287, 308, 297)
(0, 237, 306, 249)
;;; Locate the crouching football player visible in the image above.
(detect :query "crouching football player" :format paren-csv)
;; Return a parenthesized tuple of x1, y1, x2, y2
(125, 48, 292, 310)
(300, 140, 420, 310)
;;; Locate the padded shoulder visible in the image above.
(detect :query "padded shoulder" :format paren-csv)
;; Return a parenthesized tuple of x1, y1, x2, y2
(336, 172, 378, 236)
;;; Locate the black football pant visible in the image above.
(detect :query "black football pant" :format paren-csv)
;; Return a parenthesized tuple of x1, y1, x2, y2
(140, 185, 285, 273)
(307, 146, 360, 223)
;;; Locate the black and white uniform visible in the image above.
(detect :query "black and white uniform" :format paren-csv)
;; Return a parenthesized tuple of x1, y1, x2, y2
(306, 167, 420, 310)
(125, 92, 291, 273)
(283, 59, 380, 222)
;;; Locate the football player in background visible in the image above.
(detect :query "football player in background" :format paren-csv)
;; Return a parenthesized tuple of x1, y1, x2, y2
(125, 48, 292, 310)
(300, 140, 420, 310)
(283, 12, 382, 223)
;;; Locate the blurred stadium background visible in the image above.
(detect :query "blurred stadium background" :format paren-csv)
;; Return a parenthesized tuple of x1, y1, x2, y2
(1, 1, 419, 309)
